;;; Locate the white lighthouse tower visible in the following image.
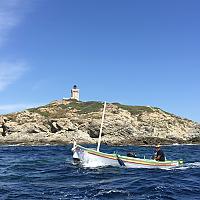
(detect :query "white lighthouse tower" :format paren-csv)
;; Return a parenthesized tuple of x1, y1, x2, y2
(70, 85, 79, 101)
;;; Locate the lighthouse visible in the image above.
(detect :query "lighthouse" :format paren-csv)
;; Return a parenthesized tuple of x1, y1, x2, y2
(70, 85, 79, 101)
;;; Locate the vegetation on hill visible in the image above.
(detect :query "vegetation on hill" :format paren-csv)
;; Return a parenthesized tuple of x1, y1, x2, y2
(113, 103, 155, 115)
(26, 101, 104, 118)
(26, 100, 170, 117)
(16, 100, 179, 119)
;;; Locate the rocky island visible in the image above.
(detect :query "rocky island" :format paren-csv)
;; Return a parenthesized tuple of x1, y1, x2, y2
(0, 100, 200, 146)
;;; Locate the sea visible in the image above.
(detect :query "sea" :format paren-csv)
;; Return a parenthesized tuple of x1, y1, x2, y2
(0, 144, 199, 200)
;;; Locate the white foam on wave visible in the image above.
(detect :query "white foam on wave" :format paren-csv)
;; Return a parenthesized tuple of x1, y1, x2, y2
(82, 161, 107, 168)
(172, 162, 200, 170)
(172, 143, 180, 146)
(93, 189, 130, 198)
(186, 162, 200, 168)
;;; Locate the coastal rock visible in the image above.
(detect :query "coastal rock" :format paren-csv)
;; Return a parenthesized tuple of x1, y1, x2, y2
(1, 100, 199, 145)
(87, 120, 102, 138)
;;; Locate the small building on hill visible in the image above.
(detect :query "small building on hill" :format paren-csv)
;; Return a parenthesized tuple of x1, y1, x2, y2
(70, 85, 79, 101)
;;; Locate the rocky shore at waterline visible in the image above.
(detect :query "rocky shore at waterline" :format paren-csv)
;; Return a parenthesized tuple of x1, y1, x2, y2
(0, 100, 200, 146)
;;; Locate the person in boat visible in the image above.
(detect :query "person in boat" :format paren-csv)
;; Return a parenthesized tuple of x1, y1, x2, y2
(154, 144, 165, 161)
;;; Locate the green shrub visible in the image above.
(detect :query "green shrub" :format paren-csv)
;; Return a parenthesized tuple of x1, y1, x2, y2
(58, 101, 103, 114)
(113, 103, 154, 115)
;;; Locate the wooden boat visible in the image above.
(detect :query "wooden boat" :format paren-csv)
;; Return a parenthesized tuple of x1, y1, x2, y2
(72, 102, 183, 169)
(72, 144, 183, 169)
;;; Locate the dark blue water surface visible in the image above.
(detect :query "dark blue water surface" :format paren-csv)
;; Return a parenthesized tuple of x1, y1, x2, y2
(0, 144, 199, 200)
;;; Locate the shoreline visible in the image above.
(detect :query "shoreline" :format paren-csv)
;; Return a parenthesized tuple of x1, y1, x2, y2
(0, 141, 199, 147)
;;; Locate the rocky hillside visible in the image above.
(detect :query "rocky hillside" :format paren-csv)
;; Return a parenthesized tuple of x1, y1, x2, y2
(0, 99, 200, 145)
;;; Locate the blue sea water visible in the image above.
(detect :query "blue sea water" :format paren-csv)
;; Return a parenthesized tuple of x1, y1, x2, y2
(0, 144, 199, 200)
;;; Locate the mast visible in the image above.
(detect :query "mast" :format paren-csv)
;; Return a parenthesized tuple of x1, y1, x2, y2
(97, 101, 106, 152)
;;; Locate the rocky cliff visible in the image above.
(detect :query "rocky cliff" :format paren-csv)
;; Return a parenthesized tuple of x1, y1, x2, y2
(0, 100, 200, 145)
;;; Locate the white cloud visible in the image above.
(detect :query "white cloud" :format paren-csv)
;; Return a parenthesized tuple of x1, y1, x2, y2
(0, 61, 28, 91)
(0, 0, 21, 45)
(0, 1, 33, 91)
(0, 0, 32, 45)
(0, 103, 41, 114)
(0, 1, 37, 112)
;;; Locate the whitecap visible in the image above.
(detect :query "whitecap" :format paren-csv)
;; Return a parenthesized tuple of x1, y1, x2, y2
(171, 161, 200, 170)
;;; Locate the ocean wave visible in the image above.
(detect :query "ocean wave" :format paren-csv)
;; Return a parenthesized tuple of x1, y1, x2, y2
(0, 145, 200, 200)
(170, 161, 200, 170)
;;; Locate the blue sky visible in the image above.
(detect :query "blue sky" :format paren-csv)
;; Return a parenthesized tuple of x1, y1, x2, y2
(0, 0, 200, 122)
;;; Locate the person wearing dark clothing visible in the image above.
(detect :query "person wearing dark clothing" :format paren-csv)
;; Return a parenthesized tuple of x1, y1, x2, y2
(154, 144, 165, 161)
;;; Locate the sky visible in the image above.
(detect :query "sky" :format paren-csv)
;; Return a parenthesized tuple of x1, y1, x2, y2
(0, 0, 200, 122)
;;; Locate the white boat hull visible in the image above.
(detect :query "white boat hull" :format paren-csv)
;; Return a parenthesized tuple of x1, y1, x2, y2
(72, 145, 183, 169)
